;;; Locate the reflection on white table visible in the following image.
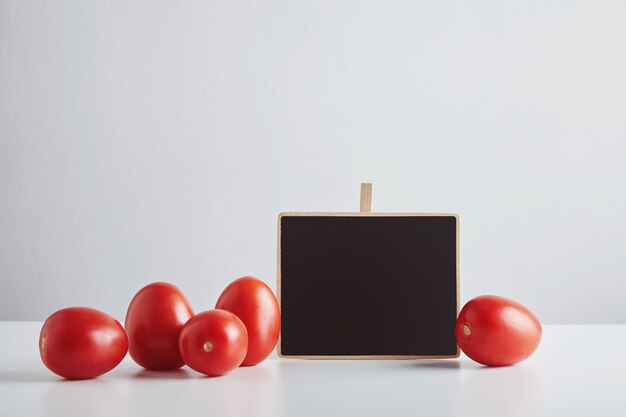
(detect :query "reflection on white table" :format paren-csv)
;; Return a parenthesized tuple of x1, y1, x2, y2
(0, 323, 624, 417)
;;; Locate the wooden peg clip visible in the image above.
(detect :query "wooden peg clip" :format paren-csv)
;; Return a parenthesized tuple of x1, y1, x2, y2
(360, 183, 372, 212)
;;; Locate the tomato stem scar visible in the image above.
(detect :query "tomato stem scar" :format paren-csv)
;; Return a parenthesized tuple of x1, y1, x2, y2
(203, 342, 213, 352)
(463, 324, 471, 336)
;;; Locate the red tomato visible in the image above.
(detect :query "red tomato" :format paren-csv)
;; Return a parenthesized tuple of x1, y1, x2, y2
(456, 295, 542, 366)
(178, 309, 248, 376)
(125, 282, 194, 370)
(39, 307, 128, 380)
(215, 276, 280, 366)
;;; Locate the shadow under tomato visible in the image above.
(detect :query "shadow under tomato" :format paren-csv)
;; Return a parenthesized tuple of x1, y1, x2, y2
(42, 377, 124, 417)
(0, 369, 112, 384)
(132, 368, 193, 380)
(456, 363, 541, 417)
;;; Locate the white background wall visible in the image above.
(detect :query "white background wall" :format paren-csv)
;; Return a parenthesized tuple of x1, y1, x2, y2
(1, 1, 625, 322)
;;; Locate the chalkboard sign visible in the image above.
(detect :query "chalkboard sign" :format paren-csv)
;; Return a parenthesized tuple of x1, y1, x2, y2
(278, 212, 459, 359)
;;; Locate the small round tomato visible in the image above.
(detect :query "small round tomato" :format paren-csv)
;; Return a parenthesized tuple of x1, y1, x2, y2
(125, 282, 194, 370)
(39, 307, 128, 380)
(178, 309, 248, 376)
(456, 295, 542, 366)
(215, 276, 280, 366)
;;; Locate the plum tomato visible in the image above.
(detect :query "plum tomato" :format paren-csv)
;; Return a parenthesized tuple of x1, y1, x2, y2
(215, 276, 280, 366)
(178, 309, 248, 376)
(125, 282, 194, 370)
(455, 295, 542, 366)
(39, 307, 128, 379)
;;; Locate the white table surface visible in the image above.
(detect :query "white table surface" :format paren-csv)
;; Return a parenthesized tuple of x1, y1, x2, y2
(0, 322, 624, 417)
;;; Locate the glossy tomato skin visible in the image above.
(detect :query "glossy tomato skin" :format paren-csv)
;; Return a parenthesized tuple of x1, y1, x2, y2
(456, 295, 542, 366)
(125, 282, 194, 370)
(178, 309, 248, 376)
(215, 276, 280, 366)
(39, 307, 128, 380)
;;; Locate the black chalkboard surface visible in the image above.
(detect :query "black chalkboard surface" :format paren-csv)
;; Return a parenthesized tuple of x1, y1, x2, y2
(278, 213, 459, 358)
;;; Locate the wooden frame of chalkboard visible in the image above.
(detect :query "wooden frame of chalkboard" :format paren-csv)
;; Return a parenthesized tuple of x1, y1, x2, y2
(277, 211, 460, 359)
